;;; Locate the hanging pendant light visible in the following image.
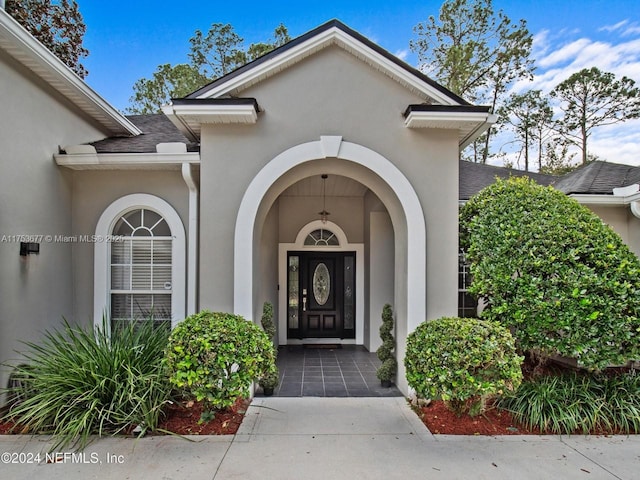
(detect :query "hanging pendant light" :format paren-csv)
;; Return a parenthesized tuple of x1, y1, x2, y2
(318, 174, 330, 224)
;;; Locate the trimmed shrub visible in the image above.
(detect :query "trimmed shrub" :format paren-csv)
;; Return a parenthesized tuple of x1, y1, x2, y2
(1, 318, 171, 451)
(259, 302, 279, 392)
(376, 304, 397, 383)
(460, 177, 640, 370)
(405, 317, 523, 416)
(499, 371, 640, 434)
(165, 311, 276, 411)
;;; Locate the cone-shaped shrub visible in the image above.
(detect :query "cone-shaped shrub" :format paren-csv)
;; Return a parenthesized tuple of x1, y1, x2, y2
(376, 304, 397, 383)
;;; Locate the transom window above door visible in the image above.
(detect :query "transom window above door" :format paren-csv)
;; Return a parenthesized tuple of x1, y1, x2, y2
(304, 228, 340, 246)
(110, 208, 172, 331)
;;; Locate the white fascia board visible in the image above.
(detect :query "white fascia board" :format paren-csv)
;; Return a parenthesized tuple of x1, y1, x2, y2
(196, 27, 458, 105)
(404, 110, 494, 128)
(0, 10, 140, 137)
(55, 152, 200, 170)
(405, 111, 497, 149)
(168, 103, 258, 123)
(570, 194, 626, 205)
(571, 191, 640, 205)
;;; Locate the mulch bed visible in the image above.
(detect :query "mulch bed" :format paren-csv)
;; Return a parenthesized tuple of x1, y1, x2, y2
(0, 398, 250, 436)
(416, 400, 540, 435)
(155, 398, 250, 435)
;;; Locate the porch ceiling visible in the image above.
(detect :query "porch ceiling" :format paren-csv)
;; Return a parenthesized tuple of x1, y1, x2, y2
(281, 174, 368, 197)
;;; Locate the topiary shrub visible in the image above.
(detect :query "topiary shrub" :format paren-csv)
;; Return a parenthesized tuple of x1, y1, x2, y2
(405, 317, 523, 416)
(376, 304, 397, 385)
(258, 302, 279, 393)
(165, 311, 276, 413)
(460, 177, 640, 370)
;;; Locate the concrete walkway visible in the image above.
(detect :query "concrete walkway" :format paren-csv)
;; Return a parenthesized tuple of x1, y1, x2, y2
(1, 397, 639, 479)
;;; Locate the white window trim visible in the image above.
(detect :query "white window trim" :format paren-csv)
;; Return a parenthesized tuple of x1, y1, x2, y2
(94, 194, 186, 330)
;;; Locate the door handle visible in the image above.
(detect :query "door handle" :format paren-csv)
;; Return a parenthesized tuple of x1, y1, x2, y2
(303, 296, 307, 312)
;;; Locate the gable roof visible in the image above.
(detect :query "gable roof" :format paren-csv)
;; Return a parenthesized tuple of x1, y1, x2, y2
(187, 19, 469, 106)
(0, 9, 139, 137)
(553, 161, 640, 195)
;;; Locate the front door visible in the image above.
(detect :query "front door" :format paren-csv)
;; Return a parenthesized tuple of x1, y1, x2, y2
(287, 251, 355, 339)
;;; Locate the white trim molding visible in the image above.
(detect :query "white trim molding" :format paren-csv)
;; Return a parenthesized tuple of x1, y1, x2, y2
(234, 137, 426, 337)
(55, 151, 200, 170)
(93, 194, 186, 330)
(404, 110, 498, 149)
(0, 9, 140, 136)
(278, 220, 365, 345)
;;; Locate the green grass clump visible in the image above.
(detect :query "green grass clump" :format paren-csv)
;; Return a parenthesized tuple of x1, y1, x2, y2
(1, 319, 171, 451)
(498, 371, 640, 434)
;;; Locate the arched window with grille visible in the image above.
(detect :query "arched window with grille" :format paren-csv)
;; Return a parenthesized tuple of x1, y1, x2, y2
(304, 228, 340, 246)
(94, 194, 186, 332)
(110, 209, 173, 330)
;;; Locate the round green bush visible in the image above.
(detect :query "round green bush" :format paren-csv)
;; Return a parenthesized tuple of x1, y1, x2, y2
(405, 317, 523, 415)
(460, 177, 640, 369)
(165, 311, 276, 410)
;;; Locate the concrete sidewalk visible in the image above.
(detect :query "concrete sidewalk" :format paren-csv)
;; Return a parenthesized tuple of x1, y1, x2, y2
(1, 397, 639, 479)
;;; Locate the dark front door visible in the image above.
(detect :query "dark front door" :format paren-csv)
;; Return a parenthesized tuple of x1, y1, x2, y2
(287, 251, 355, 339)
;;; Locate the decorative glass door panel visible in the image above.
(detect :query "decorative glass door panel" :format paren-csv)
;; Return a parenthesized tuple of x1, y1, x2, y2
(287, 251, 355, 339)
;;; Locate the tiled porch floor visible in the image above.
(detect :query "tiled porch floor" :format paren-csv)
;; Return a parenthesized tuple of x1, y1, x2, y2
(259, 345, 402, 397)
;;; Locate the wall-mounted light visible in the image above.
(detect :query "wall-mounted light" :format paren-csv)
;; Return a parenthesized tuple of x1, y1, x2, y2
(20, 242, 39, 256)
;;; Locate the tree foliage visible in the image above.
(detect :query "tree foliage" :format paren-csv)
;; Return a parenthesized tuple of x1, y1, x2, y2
(551, 67, 640, 165)
(128, 23, 290, 114)
(411, 0, 533, 163)
(6, 0, 89, 78)
(498, 89, 553, 172)
(128, 64, 208, 115)
(460, 177, 640, 369)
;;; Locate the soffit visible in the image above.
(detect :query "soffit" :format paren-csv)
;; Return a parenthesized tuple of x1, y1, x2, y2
(0, 10, 139, 137)
(281, 175, 368, 197)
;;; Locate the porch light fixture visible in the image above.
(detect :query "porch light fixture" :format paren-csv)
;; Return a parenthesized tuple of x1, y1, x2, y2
(318, 174, 330, 224)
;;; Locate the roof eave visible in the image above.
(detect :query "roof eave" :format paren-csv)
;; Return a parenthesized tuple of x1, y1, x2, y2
(189, 20, 467, 106)
(404, 106, 497, 150)
(0, 9, 140, 137)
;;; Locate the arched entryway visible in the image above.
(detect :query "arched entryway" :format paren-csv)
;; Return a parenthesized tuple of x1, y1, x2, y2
(234, 136, 426, 394)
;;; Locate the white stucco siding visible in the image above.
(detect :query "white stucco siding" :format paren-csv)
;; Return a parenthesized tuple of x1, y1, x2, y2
(0, 51, 112, 402)
(69, 170, 190, 326)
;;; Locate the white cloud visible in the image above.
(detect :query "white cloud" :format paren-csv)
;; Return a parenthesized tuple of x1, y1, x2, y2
(394, 49, 409, 61)
(500, 23, 640, 169)
(599, 20, 628, 33)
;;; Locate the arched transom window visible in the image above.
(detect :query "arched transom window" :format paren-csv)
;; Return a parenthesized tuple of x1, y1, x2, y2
(304, 228, 339, 246)
(110, 208, 172, 330)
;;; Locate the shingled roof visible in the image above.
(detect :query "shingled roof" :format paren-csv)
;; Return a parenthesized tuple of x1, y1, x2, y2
(553, 161, 640, 195)
(87, 114, 639, 199)
(89, 114, 198, 153)
(459, 160, 556, 200)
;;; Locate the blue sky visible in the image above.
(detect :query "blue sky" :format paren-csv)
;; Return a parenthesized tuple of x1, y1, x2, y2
(79, 0, 640, 167)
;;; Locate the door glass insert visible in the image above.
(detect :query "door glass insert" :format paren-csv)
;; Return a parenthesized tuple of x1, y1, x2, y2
(313, 262, 330, 305)
(344, 255, 355, 329)
(288, 255, 299, 328)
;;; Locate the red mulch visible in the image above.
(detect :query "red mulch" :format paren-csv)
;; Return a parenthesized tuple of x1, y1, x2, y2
(155, 398, 250, 435)
(417, 400, 540, 435)
(0, 398, 250, 436)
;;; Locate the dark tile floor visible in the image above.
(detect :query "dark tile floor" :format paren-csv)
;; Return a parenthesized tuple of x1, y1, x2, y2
(259, 345, 402, 397)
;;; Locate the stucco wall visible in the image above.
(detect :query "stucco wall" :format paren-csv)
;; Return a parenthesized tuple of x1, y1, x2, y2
(0, 51, 110, 402)
(586, 204, 640, 257)
(198, 45, 460, 393)
(70, 170, 190, 327)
